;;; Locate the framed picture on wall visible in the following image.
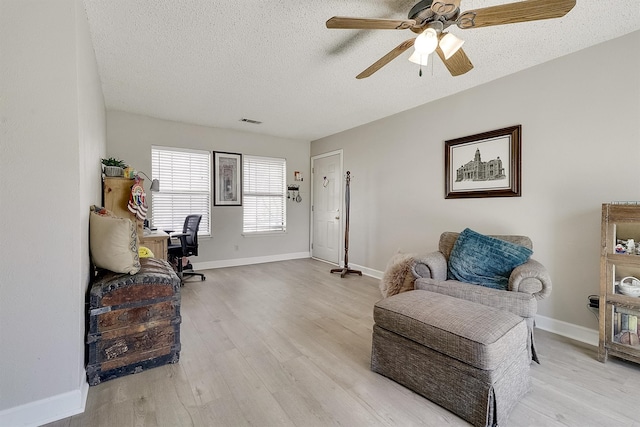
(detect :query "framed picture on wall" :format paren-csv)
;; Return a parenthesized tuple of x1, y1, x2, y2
(445, 125, 522, 199)
(213, 151, 242, 206)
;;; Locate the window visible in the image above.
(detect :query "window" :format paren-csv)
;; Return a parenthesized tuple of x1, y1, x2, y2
(151, 146, 211, 235)
(243, 155, 286, 234)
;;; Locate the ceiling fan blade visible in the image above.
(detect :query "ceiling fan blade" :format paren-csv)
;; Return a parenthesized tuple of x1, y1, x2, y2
(356, 38, 416, 79)
(436, 44, 473, 76)
(326, 16, 416, 30)
(457, 0, 576, 29)
(431, 1, 461, 17)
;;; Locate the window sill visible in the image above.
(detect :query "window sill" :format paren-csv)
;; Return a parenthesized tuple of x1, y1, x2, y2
(242, 231, 287, 238)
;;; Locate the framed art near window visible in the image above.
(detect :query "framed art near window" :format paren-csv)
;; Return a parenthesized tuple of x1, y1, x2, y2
(214, 151, 242, 206)
(445, 125, 522, 199)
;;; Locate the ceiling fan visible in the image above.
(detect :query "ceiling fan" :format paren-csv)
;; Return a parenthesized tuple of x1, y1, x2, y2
(326, 0, 576, 79)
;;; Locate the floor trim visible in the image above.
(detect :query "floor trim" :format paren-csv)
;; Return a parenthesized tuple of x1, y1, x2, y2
(535, 314, 598, 347)
(192, 251, 311, 271)
(0, 379, 88, 427)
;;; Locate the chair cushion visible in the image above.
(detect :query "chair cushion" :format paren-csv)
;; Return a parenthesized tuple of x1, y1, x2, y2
(447, 228, 532, 290)
(90, 208, 140, 275)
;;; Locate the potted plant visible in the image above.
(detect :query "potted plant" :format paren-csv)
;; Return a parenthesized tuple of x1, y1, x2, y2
(101, 157, 127, 177)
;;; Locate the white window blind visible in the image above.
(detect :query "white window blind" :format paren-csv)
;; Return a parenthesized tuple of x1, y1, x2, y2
(243, 155, 286, 233)
(151, 146, 211, 235)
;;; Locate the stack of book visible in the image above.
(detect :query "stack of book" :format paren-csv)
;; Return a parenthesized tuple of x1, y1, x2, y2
(613, 307, 640, 345)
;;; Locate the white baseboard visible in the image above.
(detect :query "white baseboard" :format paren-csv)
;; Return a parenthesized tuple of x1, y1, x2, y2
(535, 314, 598, 347)
(0, 380, 88, 427)
(349, 263, 383, 280)
(192, 251, 311, 271)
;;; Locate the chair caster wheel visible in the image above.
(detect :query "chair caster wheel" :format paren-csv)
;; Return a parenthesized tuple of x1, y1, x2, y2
(201, 276, 205, 281)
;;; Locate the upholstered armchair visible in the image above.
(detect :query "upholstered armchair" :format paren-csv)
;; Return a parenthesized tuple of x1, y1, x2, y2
(411, 230, 552, 363)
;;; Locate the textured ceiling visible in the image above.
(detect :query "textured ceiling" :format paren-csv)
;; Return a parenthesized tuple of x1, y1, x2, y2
(83, 1, 640, 141)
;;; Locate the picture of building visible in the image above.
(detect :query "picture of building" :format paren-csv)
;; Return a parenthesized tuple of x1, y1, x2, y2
(455, 148, 506, 182)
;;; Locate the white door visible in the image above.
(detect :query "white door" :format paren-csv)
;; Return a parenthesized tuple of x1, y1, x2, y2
(311, 152, 342, 264)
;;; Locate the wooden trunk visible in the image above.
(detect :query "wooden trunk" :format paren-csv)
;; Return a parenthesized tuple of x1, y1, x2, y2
(86, 258, 181, 386)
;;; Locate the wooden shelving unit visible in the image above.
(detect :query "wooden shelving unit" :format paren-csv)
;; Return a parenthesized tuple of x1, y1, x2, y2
(599, 203, 640, 364)
(103, 177, 141, 234)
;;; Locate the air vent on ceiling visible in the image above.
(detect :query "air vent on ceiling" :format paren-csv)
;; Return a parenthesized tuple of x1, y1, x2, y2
(240, 118, 262, 125)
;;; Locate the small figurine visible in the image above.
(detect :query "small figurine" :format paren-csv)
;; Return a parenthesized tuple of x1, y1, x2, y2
(615, 244, 627, 254)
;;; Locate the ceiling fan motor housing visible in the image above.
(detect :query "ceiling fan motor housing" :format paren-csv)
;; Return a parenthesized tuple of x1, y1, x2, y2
(408, 0, 435, 20)
(409, 0, 460, 34)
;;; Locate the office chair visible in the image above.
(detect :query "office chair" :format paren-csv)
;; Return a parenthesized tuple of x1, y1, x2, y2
(167, 214, 206, 283)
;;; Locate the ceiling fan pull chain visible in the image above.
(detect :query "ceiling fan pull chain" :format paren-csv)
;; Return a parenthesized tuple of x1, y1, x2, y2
(430, 54, 434, 76)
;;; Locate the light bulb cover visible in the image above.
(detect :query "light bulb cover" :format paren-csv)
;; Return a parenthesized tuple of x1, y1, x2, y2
(408, 51, 429, 66)
(439, 32, 464, 60)
(414, 28, 439, 54)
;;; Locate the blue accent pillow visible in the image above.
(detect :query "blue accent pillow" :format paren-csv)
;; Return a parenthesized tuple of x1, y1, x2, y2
(447, 228, 533, 290)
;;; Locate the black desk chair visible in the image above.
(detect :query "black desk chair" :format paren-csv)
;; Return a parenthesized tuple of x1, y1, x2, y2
(167, 214, 205, 283)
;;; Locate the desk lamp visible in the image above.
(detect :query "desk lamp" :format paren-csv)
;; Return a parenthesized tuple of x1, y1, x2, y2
(136, 171, 160, 192)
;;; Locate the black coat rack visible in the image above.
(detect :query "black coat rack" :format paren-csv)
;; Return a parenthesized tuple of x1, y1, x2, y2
(331, 171, 362, 278)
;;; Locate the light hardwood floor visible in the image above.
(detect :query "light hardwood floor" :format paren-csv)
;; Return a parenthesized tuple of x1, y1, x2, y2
(47, 259, 640, 427)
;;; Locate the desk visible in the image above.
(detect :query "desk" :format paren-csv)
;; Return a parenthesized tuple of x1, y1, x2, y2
(140, 230, 169, 261)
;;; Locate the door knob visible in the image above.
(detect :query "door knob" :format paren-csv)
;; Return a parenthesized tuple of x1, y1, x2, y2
(335, 216, 340, 220)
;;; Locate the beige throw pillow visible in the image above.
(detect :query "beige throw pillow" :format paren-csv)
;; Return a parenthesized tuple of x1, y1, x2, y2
(379, 252, 416, 298)
(90, 211, 141, 274)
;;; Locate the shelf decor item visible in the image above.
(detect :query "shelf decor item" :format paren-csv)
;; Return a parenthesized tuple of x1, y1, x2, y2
(101, 157, 127, 177)
(619, 276, 640, 297)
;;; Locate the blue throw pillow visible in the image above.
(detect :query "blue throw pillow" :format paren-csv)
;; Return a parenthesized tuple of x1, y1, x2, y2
(447, 228, 533, 290)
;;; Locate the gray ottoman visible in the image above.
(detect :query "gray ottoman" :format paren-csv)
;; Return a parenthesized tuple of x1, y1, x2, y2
(372, 290, 530, 427)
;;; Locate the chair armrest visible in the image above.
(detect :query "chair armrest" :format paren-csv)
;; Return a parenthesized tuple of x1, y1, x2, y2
(509, 258, 552, 300)
(411, 252, 447, 281)
(167, 233, 189, 254)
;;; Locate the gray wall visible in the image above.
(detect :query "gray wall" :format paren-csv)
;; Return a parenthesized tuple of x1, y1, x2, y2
(311, 31, 640, 335)
(106, 111, 311, 266)
(0, 0, 106, 424)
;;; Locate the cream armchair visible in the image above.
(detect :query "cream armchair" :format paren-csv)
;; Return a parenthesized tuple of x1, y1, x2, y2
(411, 231, 552, 363)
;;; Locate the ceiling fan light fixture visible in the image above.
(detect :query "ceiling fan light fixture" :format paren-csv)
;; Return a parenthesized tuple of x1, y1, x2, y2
(408, 51, 429, 66)
(413, 28, 439, 54)
(439, 32, 464, 60)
